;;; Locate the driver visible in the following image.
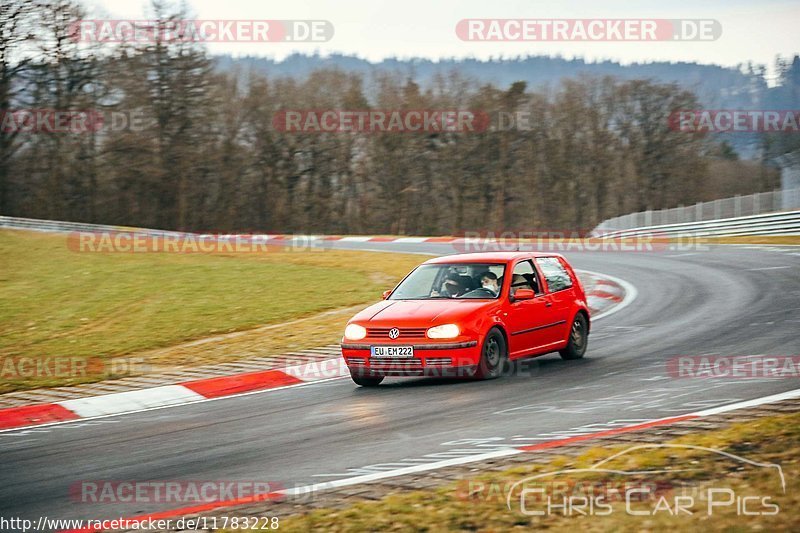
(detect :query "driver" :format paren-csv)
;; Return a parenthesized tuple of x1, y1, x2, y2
(479, 271, 500, 296)
(434, 273, 466, 298)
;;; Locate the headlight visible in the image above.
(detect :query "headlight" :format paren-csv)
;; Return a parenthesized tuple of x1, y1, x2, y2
(427, 324, 460, 339)
(344, 323, 367, 340)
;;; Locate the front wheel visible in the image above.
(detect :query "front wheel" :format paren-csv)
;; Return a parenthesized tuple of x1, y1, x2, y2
(351, 373, 384, 387)
(475, 328, 507, 379)
(559, 313, 588, 360)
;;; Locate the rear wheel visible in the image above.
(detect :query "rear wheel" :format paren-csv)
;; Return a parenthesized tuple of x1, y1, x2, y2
(475, 328, 507, 379)
(351, 373, 384, 387)
(559, 313, 588, 360)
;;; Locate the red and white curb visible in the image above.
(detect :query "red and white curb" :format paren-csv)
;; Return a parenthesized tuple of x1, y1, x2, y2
(0, 274, 631, 432)
(0, 359, 349, 431)
(58, 387, 800, 533)
(580, 269, 637, 320)
(270, 235, 638, 245)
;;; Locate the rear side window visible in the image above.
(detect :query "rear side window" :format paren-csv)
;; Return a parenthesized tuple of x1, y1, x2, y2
(535, 257, 573, 293)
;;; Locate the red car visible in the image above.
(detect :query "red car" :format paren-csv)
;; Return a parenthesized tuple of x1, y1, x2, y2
(341, 252, 590, 386)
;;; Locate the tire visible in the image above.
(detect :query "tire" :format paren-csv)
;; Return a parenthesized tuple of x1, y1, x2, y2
(559, 313, 588, 360)
(475, 328, 507, 379)
(351, 373, 384, 387)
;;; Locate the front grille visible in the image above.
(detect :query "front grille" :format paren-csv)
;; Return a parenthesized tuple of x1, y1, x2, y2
(347, 357, 366, 365)
(425, 357, 452, 366)
(367, 327, 427, 339)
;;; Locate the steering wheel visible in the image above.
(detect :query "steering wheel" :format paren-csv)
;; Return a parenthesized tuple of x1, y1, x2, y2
(461, 287, 495, 297)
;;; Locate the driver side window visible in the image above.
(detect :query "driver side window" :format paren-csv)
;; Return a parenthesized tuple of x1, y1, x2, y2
(509, 260, 539, 296)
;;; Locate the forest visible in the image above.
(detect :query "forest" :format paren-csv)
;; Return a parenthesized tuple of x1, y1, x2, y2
(2, 0, 795, 235)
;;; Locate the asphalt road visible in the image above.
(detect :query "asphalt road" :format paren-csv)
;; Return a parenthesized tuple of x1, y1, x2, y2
(1, 242, 799, 526)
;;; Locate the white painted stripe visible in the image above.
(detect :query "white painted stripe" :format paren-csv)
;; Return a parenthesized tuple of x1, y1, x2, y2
(281, 448, 521, 496)
(57, 385, 205, 417)
(747, 266, 792, 271)
(393, 237, 429, 243)
(691, 388, 800, 417)
(338, 236, 373, 242)
(283, 358, 349, 381)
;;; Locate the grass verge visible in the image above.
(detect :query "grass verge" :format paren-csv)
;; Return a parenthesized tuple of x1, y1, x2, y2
(0, 229, 424, 392)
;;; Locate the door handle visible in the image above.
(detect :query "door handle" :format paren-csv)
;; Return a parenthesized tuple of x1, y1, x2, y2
(545, 302, 552, 307)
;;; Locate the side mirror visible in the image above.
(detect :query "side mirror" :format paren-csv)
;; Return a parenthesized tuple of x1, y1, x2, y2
(512, 288, 535, 301)
(382, 290, 393, 300)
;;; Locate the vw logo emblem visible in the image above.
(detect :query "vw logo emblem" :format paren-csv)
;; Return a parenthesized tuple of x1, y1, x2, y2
(388, 328, 400, 339)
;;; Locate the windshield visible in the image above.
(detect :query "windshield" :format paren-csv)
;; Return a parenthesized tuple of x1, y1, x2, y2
(388, 263, 506, 300)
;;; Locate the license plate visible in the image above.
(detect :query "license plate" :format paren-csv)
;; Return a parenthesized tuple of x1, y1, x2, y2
(370, 345, 414, 358)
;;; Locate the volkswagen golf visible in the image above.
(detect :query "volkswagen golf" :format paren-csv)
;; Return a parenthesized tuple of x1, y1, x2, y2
(340, 252, 590, 386)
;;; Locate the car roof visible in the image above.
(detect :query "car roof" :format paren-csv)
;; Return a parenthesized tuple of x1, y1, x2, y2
(423, 251, 564, 264)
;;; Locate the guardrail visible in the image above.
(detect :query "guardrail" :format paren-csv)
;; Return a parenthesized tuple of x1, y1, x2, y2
(4, 212, 799, 243)
(0, 215, 189, 237)
(591, 210, 800, 239)
(596, 187, 800, 232)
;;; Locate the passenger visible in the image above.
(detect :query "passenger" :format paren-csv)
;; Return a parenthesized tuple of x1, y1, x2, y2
(480, 271, 500, 296)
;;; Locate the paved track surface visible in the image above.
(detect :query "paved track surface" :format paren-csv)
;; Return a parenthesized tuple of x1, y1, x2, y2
(1, 242, 799, 524)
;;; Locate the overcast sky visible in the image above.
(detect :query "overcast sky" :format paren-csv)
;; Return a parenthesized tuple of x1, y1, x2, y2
(84, 0, 799, 79)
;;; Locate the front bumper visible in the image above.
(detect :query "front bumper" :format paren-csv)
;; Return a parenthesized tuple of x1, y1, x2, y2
(341, 340, 480, 377)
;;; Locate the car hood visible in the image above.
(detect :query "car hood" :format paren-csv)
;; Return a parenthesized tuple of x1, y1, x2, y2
(351, 299, 496, 326)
